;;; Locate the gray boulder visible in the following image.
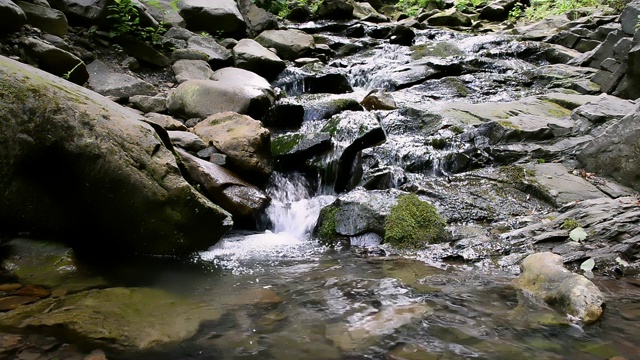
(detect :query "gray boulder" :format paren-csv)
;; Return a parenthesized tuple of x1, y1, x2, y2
(129, 95, 167, 113)
(578, 106, 640, 192)
(187, 35, 233, 69)
(177, 149, 270, 221)
(233, 38, 285, 81)
(315, 188, 407, 246)
(513, 252, 604, 324)
(570, 94, 636, 136)
(272, 132, 332, 167)
(236, 0, 278, 37)
(172, 59, 215, 83)
(254, 29, 315, 61)
(167, 130, 206, 151)
(15, 1, 68, 36)
(316, 0, 354, 20)
(178, 0, 245, 37)
(352, 1, 387, 23)
(0, 55, 232, 256)
(620, 0, 640, 35)
(167, 67, 275, 120)
(22, 37, 88, 85)
(426, 8, 472, 27)
(0, 0, 27, 32)
(144, 113, 187, 131)
(479, 0, 520, 21)
(87, 60, 156, 101)
(192, 112, 272, 182)
(361, 89, 397, 111)
(144, 0, 185, 28)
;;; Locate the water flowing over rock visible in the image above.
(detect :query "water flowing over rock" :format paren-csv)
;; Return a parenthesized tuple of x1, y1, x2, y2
(192, 111, 273, 183)
(0, 55, 232, 256)
(513, 252, 605, 324)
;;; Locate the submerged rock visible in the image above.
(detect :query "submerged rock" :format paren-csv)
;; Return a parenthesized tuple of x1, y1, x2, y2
(0, 55, 232, 256)
(0, 239, 108, 292)
(513, 252, 605, 324)
(0, 287, 222, 350)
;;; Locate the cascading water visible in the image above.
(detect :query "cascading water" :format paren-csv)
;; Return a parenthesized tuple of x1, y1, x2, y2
(200, 172, 335, 273)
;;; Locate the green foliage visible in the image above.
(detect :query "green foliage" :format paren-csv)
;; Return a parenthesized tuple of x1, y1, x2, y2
(636, 15, 640, 29)
(455, 0, 486, 12)
(524, 0, 602, 20)
(561, 218, 579, 230)
(397, 0, 444, 16)
(384, 194, 448, 249)
(252, 0, 288, 16)
(107, 0, 167, 47)
(508, 3, 524, 22)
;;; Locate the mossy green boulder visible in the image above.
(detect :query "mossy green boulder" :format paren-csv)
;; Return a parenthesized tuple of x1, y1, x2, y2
(384, 194, 448, 249)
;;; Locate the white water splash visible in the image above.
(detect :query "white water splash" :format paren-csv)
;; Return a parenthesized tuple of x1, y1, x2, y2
(200, 173, 335, 273)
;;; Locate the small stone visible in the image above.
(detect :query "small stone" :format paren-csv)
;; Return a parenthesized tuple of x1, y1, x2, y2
(209, 153, 226, 165)
(14, 285, 50, 298)
(123, 57, 139, 71)
(84, 349, 108, 360)
(0, 296, 39, 311)
(0, 283, 22, 291)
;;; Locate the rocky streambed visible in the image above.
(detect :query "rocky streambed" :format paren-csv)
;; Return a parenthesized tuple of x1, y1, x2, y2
(1, 0, 640, 358)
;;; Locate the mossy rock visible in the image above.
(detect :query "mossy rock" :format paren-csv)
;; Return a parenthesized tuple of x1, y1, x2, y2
(383, 194, 448, 249)
(315, 204, 343, 247)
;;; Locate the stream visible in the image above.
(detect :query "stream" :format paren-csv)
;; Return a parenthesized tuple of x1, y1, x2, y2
(2, 17, 640, 360)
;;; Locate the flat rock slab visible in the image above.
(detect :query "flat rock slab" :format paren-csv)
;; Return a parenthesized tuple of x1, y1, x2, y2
(87, 60, 156, 101)
(525, 163, 607, 205)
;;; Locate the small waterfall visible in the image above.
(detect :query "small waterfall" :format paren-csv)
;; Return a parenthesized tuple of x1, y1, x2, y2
(200, 172, 335, 272)
(264, 172, 335, 239)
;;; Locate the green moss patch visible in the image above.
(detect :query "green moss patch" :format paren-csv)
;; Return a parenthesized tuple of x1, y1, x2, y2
(271, 133, 304, 156)
(384, 194, 448, 249)
(316, 205, 339, 246)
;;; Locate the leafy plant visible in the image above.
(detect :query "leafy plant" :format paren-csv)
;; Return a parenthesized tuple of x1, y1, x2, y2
(397, 0, 444, 16)
(63, 60, 85, 80)
(508, 3, 524, 22)
(455, 0, 486, 12)
(561, 218, 579, 230)
(252, 0, 288, 15)
(107, 0, 167, 47)
(524, 0, 601, 20)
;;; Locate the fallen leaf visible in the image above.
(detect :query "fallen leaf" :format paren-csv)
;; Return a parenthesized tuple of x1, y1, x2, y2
(569, 227, 587, 242)
(580, 258, 595, 272)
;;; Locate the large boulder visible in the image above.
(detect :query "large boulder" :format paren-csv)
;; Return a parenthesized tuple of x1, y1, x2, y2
(236, 0, 278, 37)
(167, 67, 275, 119)
(316, 0, 354, 19)
(15, 1, 68, 36)
(177, 149, 270, 222)
(233, 38, 285, 81)
(0, 55, 232, 256)
(0, 287, 222, 350)
(21, 37, 88, 85)
(254, 29, 315, 61)
(178, 0, 245, 37)
(578, 106, 640, 191)
(513, 252, 604, 324)
(0, 0, 27, 32)
(426, 8, 473, 27)
(192, 112, 273, 183)
(187, 35, 233, 69)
